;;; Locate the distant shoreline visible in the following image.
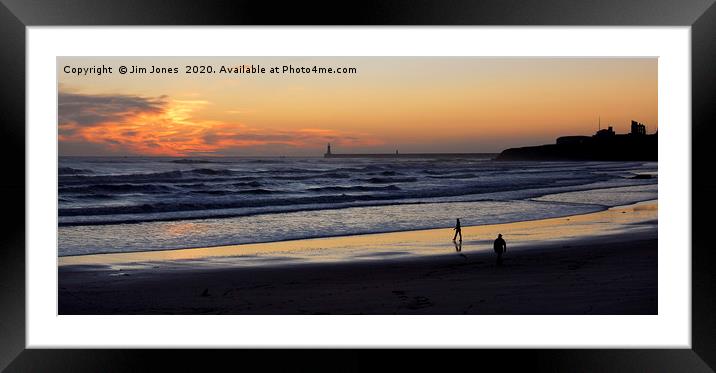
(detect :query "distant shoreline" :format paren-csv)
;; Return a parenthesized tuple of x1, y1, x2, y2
(58, 154, 500, 159)
(324, 153, 497, 159)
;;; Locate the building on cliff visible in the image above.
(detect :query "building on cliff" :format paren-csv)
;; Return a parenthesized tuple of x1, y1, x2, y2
(498, 120, 657, 161)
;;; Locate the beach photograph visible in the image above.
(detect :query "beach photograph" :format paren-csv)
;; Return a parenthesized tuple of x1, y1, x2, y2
(57, 57, 658, 315)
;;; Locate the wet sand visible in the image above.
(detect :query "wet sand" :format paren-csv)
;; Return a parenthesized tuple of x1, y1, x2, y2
(58, 202, 657, 315)
(58, 201, 658, 267)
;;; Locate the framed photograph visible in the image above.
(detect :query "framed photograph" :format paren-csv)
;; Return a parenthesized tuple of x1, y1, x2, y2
(2, 0, 715, 371)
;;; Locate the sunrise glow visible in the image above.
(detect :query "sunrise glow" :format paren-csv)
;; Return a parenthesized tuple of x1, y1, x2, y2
(58, 57, 657, 156)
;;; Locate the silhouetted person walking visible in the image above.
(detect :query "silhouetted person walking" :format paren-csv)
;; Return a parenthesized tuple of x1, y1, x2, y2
(493, 234, 506, 266)
(452, 218, 462, 241)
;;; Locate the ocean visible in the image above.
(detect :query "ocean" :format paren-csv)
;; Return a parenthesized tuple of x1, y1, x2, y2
(58, 156, 658, 256)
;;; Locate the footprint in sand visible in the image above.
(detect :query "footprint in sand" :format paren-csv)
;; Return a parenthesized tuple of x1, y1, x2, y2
(392, 291, 433, 310)
(392, 290, 408, 301)
(406, 296, 433, 310)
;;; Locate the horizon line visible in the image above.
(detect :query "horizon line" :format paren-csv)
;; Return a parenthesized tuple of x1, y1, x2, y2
(59, 152, 503, 158)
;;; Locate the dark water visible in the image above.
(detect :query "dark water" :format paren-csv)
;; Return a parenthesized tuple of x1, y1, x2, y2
(58, 156, 657, 256)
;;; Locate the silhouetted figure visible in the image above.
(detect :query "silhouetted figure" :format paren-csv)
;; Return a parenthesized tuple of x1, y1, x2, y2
(452, 218, 462, 241)
(493, 234, 507, 266)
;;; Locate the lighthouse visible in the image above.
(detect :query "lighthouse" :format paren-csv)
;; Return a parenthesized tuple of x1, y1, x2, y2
(325, 143, 332, 157)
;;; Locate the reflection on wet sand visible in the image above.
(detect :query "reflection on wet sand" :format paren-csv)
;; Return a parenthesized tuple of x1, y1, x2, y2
(59, 200, 657, 269)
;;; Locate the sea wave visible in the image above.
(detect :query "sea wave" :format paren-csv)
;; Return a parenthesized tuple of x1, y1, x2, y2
(60, 183, 176, 194)
(57, 158, 657, 227)
(362, 177, 419, 184)
(307, 185, 401, 192)
(58, 167, 94, 175)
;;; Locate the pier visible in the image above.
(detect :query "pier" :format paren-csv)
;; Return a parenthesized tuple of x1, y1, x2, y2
(323, 144, 495, 159)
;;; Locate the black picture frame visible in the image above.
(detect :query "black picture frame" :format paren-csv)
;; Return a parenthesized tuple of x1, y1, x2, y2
(1, 0, 715, 371)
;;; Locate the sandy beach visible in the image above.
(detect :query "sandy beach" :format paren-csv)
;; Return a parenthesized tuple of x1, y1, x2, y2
(54, 56, 660, 316)
(59, 201, 657, 314)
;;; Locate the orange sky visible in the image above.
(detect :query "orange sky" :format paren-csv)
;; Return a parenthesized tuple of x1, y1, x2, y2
(58, 57, 657, 156)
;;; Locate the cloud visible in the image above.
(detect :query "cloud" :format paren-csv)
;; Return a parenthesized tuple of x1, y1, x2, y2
(59, 92, 167, 127)
(58, 91, 381, 156)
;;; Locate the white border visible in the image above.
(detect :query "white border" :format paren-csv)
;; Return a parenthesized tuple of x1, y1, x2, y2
(27, 27, 690, 348)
